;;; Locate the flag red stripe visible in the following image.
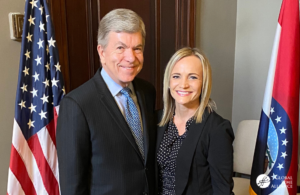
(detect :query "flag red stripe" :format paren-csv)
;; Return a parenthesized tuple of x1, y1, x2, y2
(46, 111, 57, 147)
(9, 144, 37, 195)
(273, 0, 299, 194)
(53, 107, 58, 144)
(273, 1, 300, 124)
(278, 0, 286, 24)
(274, 0, 300, 114)
(27, 134, 60, 195)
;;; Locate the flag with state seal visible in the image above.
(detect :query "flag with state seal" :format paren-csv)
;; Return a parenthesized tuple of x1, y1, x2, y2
(7, 0, 65, 194)
(249, 0, 299, 194)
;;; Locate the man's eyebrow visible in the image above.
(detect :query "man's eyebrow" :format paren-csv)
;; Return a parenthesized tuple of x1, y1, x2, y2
(114, 42, 143, 48)
(134, 44, 143, 48)
(115, 42, 127, 47)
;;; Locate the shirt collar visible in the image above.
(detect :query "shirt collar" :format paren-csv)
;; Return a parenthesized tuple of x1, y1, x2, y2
(101, 68, 134, 96)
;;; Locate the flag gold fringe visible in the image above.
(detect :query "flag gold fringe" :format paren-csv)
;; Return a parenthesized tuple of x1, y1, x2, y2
(249, 186, 257, 195)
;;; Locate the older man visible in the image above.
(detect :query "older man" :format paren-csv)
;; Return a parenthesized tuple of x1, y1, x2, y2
(56, 9, 156, 195)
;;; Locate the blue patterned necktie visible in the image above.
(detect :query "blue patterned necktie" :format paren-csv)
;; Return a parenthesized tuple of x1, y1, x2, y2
(120, 88, 144, 159)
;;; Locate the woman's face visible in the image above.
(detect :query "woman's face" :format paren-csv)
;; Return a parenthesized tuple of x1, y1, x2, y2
(169, 55, 203, 109)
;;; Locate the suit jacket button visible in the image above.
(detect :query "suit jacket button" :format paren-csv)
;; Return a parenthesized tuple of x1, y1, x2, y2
(144, 167, 148, 171)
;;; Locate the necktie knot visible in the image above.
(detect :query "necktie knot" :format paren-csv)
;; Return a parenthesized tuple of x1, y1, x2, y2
(120, 88, 131, 97)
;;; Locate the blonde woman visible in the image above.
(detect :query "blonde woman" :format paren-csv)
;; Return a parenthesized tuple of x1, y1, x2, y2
(156, 47, 234, 195)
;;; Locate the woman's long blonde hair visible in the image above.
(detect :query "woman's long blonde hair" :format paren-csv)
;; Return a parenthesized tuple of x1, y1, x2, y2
(158, 47, 215, 126)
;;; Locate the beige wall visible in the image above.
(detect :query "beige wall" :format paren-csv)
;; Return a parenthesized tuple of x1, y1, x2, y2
(0, 0, 24, 193)
(232, 0, 282, 130)
(196, 0, 237, 121)
(232, 0, 300, 169)
(196, 0, 286, 132)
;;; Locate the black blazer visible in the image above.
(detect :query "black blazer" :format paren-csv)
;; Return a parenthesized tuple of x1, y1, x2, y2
(57, 68, 156, 195)
(156, 110, 234, 195)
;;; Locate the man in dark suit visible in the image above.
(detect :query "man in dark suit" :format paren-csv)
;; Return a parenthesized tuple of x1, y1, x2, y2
(56, 9, 156, 195)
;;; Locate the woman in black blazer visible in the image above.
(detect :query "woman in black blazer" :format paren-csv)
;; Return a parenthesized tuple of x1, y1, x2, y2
(157, 47, 234, 195)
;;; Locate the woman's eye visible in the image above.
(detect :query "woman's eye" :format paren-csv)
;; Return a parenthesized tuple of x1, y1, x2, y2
(172, 75, 179, 79)
(190, 76, 198, 79)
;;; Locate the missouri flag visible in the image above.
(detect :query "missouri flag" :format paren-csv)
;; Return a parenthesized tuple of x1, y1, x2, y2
(249, 0, 299, 194)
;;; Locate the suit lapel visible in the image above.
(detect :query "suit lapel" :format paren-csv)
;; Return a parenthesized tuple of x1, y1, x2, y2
(92, 69, 143, 161)
(133, 80, 149, 163)
(175, 111, 210, 195)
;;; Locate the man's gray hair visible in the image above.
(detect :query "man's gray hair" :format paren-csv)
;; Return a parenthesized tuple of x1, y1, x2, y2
(97, 8, 146, 48)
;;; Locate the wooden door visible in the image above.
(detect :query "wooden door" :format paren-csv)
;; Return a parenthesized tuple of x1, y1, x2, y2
(48, 0, 196, 109)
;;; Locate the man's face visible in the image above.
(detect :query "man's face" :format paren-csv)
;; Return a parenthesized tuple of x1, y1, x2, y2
(97, 31, 144, 87)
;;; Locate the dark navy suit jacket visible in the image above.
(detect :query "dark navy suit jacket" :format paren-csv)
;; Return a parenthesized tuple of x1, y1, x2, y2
(57, 68, 156, 195)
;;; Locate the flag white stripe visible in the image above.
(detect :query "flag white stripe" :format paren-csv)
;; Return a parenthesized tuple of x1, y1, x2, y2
(7, 168, 25, 195)
(55, 105, 61, 194)
(55, 105, 60, 115)
(270, 180, 289, 195)
(262, 23, 282, 115)
(37, 126, 59, 181)
(12, 119, 48, 195)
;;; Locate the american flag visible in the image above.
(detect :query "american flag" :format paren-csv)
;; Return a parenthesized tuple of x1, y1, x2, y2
(7, 0, 64, 194)
(249, 0, 299, 194)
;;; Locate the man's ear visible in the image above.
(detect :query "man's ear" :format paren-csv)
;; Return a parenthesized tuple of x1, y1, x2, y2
(97, 45, 106, 65)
